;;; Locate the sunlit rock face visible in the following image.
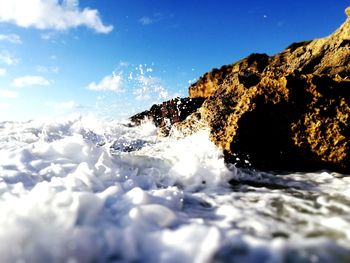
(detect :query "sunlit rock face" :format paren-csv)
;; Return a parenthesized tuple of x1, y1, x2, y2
(132, 8, 350, 173)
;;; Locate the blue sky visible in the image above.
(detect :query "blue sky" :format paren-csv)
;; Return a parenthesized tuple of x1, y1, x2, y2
(0, 0, 349, 121)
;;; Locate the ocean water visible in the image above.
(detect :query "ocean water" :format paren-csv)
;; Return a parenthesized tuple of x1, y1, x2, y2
(0, 114, 349, 263)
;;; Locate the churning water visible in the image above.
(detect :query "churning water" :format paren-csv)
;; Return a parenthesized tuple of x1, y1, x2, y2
(0, 114, 349, 262)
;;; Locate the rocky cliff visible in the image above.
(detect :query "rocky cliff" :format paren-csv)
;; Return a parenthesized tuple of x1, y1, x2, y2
(131, 7, 350, 173)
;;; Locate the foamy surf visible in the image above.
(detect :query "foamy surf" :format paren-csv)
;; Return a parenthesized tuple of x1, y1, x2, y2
(0, 114, 349, 262)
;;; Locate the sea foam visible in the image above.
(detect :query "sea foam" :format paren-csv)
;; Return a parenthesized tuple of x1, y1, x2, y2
(0, 114, 349, 262)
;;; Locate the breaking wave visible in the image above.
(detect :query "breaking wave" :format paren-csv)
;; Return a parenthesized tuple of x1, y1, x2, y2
(0, 114, 349, 262)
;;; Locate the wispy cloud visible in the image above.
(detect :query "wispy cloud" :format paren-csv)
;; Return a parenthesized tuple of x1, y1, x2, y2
(0, 50, 19, 66)
(36, 65, 59, 74)
(0, 0, 113, 34)
(0, 89, 18, 98)
(0, 68, 6, 76)
(139, 16, 153, 25)
(87, 74, 124, 93)
(139, 13, 171, 26)
(45, 100, 81, 112)
(40, 32, 57, 41)
(0, 34, 22, 44)
(12, 75, 50, 87)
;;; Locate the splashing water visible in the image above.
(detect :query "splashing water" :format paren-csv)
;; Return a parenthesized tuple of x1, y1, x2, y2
(0, 114, 349, 262)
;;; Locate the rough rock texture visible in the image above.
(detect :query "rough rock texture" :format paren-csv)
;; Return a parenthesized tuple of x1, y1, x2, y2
(196, 73, 350, 172)
(130, 97, 205, 134)
(132, 8, 350, 173)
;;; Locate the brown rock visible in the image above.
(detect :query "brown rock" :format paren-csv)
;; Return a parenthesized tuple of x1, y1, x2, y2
(185, 8, 350, 173)
(131, 8, 350, 173)
(198, 73, 350, 172)
(189, 53, 269, 98)
(189, 9, 350, 99)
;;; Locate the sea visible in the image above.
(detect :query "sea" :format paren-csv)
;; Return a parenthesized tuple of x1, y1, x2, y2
(0, 113, 349, 263)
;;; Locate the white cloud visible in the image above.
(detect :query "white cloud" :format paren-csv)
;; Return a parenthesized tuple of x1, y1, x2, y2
(51, 66, 59, 73)
(0, 0, 113, 34)
(0, 68, 6, 76)
(0, 103, 10, 109)
(0, 51, 19, 65)
(36, 65, 59, 74)
(139, 13, 169, 26)
(0, 89, 18, 98)
(40, 32, 57, 41)
(87, 74, 124, 93)
(139, 16, 153, 25)
(0, 33, 22, 44)
(12, 75, 50, 87)
(36, 65, 48, 73)
(45, 100, 81, 112)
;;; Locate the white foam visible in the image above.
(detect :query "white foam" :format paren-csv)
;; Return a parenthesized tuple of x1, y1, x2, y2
(0, 114, 349, 262)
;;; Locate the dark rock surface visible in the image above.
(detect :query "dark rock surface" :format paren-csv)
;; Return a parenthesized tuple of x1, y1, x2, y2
(131, 8, 350, 173)
(130, 97, 205, 134)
